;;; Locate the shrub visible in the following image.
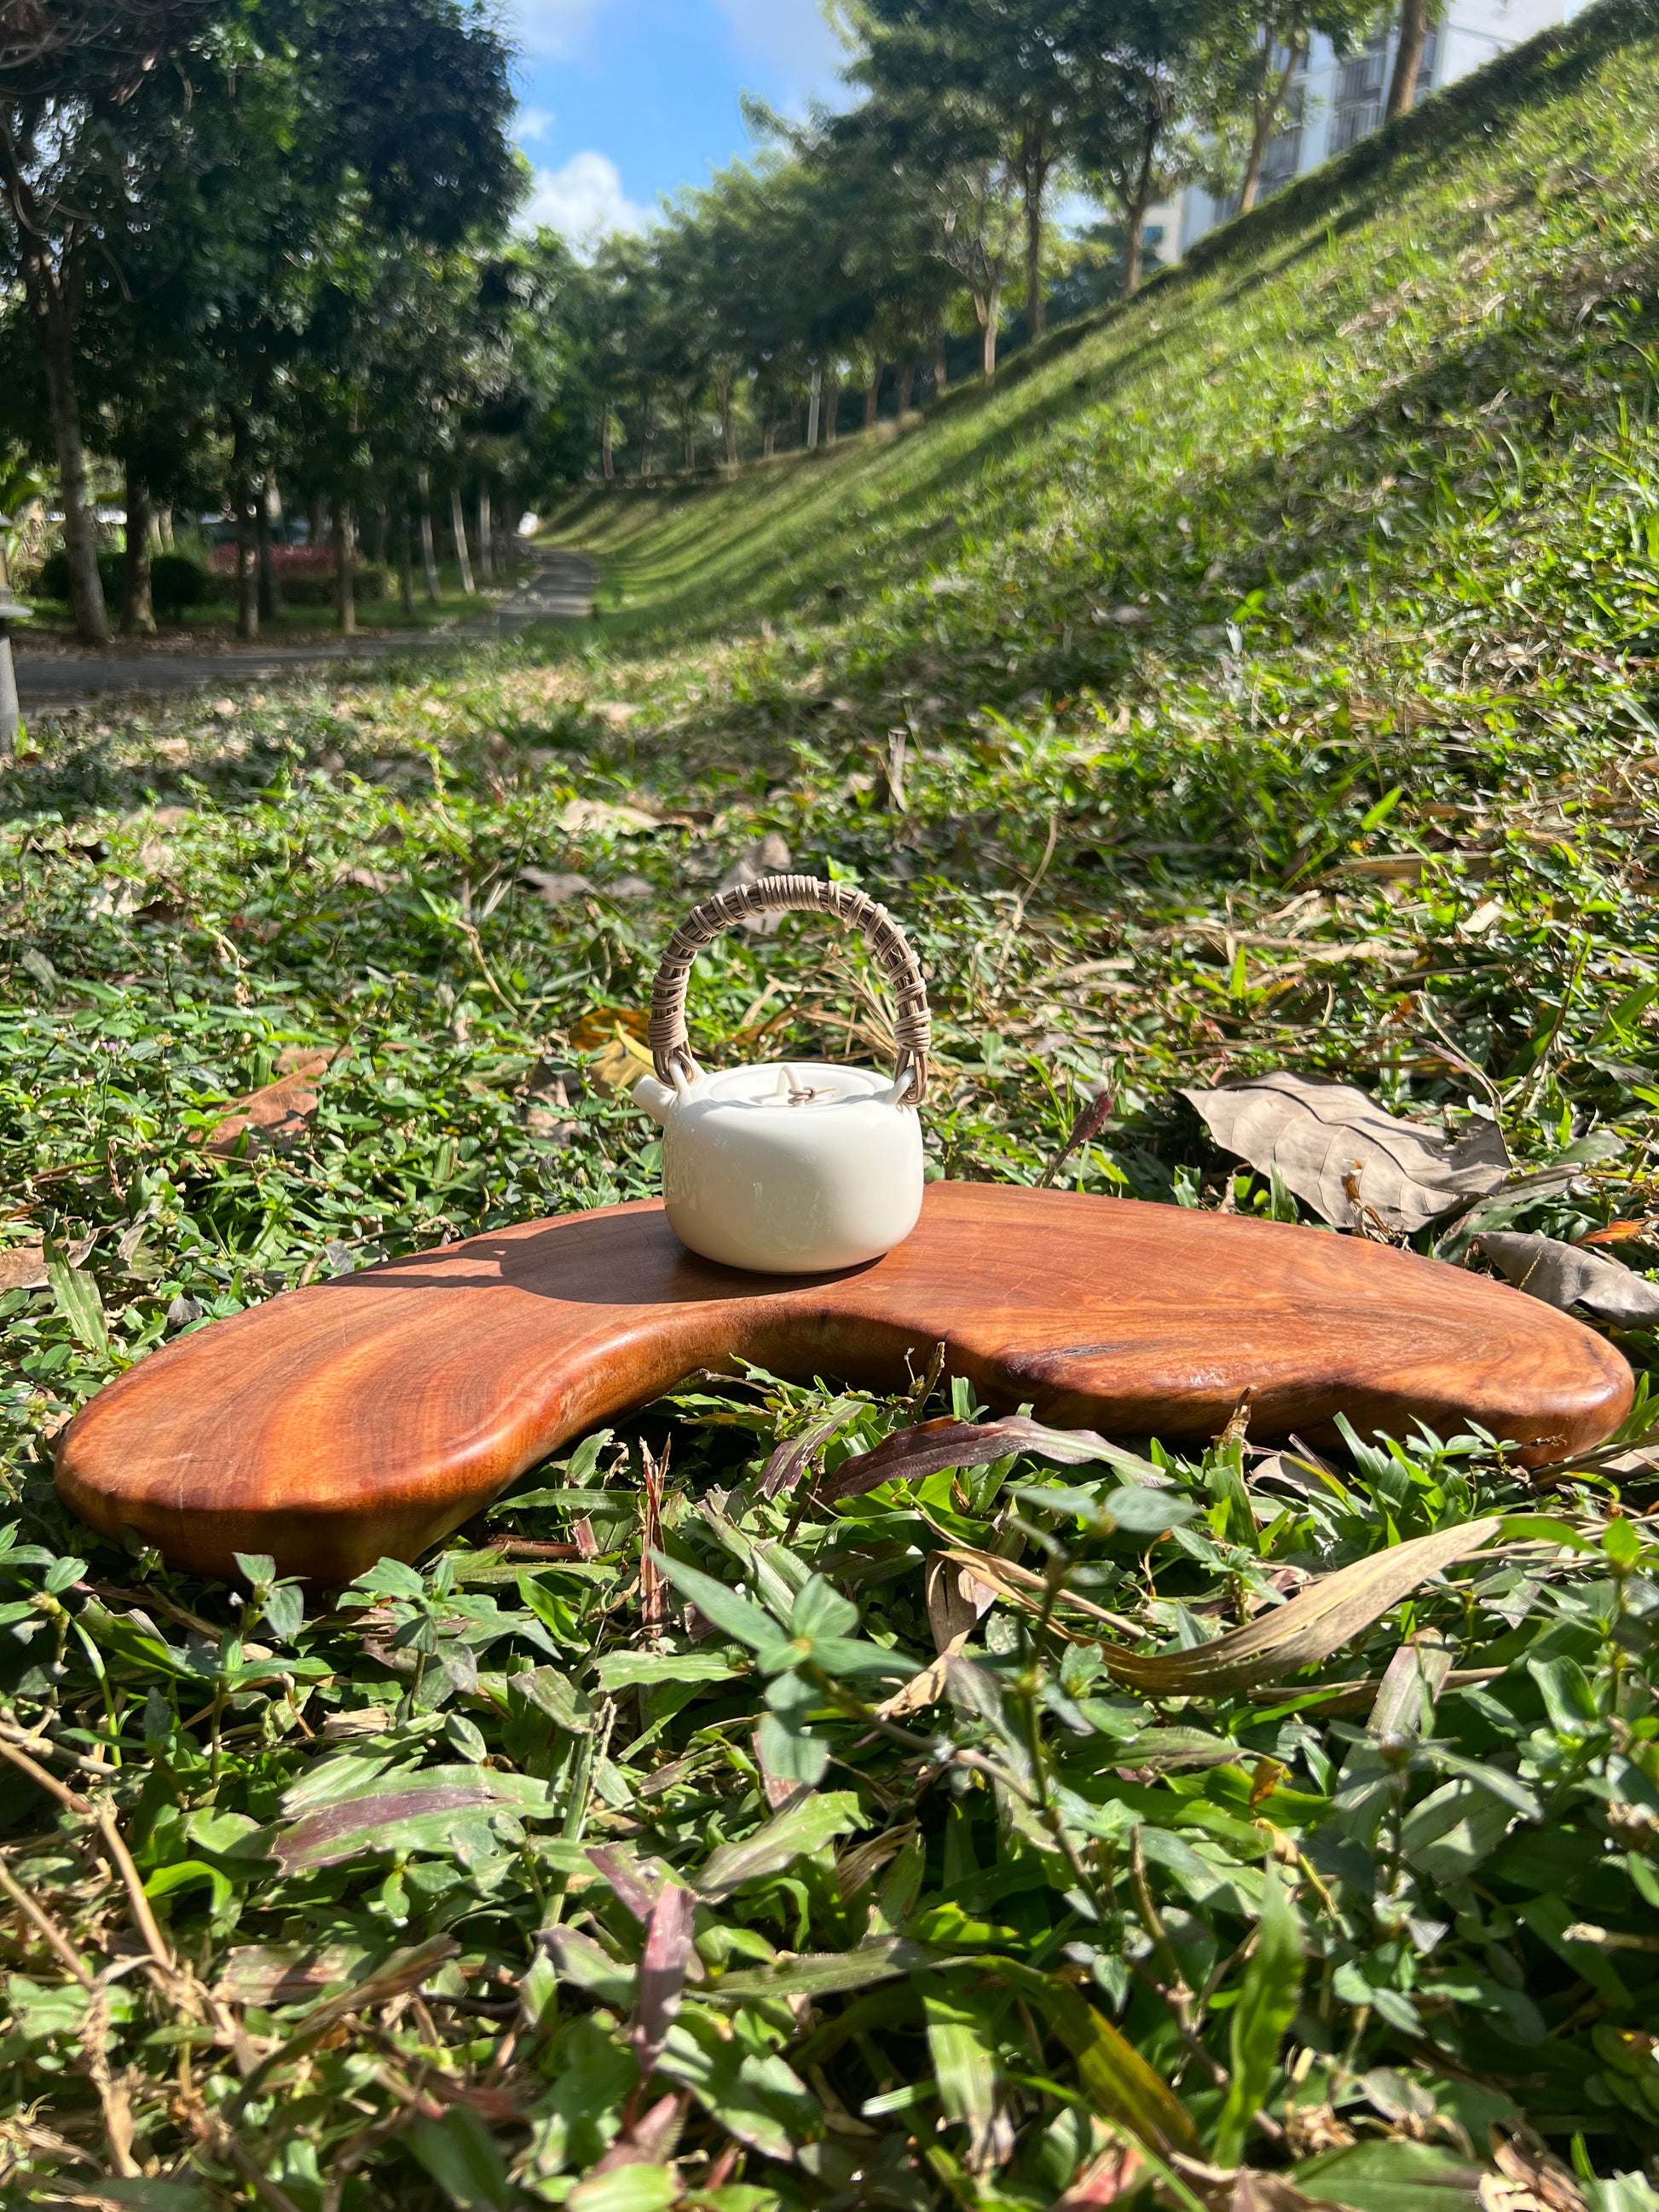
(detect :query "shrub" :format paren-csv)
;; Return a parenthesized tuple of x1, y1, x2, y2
(34, 546, 211, 616)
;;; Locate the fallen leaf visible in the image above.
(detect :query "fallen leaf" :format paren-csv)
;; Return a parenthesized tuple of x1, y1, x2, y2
(0, 1234, 94, 1293)
(1095, 1518, 1501, 1697)
(760, 1396, 870, 1499)
(520, 868, 593, 906)
(275, 1046, 347, 1078)
(818, 1414, 1141, 1504)
(202, 1072, 322, 1156)
(1182, 1071, 1510, 1232)
(1055, 2142, 1146, 2208)
(1474, 1232, 1659, 1325)
(569, 1006, 650, 1051)
(926, 1552, 997, 1653)
(557, 798, 660, 835)
(587, 1031, 656, 1100)
(214, 1943, 367, 2007)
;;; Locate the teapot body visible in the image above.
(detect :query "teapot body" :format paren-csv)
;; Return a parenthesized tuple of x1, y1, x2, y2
(636, 1060, 923, 1274)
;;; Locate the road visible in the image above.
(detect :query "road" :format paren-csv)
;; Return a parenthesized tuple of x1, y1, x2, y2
(13, 549, 598, 707)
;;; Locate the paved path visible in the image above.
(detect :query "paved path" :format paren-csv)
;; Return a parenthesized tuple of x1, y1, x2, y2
(13, 549, 598, 707)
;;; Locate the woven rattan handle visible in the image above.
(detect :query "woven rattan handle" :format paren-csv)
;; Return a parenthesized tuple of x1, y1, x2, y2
(648, 875, 930, 1106)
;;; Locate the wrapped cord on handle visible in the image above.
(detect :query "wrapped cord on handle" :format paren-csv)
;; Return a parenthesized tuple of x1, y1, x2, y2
(647, 874, 930, 1105)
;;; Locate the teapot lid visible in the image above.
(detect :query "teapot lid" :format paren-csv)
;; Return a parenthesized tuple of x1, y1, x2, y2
(692, 1060, 903, 1109)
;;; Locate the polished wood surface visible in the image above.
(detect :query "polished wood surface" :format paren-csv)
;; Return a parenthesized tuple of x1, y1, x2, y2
(56, 1184, 1632, 1583)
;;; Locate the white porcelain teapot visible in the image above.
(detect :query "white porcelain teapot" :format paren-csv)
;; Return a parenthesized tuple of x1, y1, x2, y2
(633, 875, 930, 1274)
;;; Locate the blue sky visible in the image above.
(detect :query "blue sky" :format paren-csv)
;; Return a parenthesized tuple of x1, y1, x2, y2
(506, 0, 848, 240)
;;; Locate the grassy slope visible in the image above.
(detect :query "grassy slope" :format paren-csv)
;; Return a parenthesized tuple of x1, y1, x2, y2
(8, 4, 1659, 2203)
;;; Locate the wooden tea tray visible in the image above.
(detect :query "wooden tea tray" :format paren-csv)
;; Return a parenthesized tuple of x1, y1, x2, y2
(56, 1183, 1631, 1583)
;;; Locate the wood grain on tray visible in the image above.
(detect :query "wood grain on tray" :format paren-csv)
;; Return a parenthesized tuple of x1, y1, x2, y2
(55, 1182, 1632, 1581)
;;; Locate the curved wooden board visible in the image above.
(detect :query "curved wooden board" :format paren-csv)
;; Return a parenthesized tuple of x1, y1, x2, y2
(56, 1183, 1631, 1584)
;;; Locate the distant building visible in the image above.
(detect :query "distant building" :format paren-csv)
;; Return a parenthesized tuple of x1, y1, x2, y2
(1165, 0, 1585, 258)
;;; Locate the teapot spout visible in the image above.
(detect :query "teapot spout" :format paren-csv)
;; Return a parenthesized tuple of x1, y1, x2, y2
(632, 1073, 679, 1127)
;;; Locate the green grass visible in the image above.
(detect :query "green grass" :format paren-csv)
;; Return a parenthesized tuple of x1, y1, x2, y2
(9, 1, 1659, 2203)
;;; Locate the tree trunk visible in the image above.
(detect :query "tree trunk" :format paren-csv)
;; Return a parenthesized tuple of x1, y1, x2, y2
(899, 359, 916, 413)
(601, 403, 614, 481)
(980, 286, 1000, 378)
(928, 314, 948, 397)
(26, 279, 107, 644)
(763, 398, 777, 458)
(807, 368, 822, 450)
(417, 468, 440, 600)
(1022, 130, 1048, 338)
(120, 470, 155, 637)
(333, 497, 356, 636)
(398, 511, 415, 619)
(1386, 0, 1430, 117)
(720, 377, 737, 466)
(1240, 39, 1304, 212)
(864, 361, 884, 427)
(308, 495, 327, 551)
(477, 483, 493, 581)
(258, 472, 282, 621)
(232, 424, 258, 643)
(449, 483, 476, 594)
(1124, 205, 1147, 297)
(824, 373, 840, 445)
(159, 506, 175, 550)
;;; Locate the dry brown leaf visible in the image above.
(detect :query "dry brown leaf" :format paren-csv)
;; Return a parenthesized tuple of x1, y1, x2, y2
(1474, 1230, 1659, 1325)
(587, 1032, 655, 1100)
(0, 1234, 95, 1292)
(926, 1552, 997, 1653)
(201, 1058, 344, 1156)
(818, 1413, 1124, 1504)
(556, 798, 660, 836)
(1182, 1071, 1509, 1233)
(569, 1006, 650, 1050)
(275, 1046, 347, 1078)
(950, 1522, 1499, 1697)
(520, 868, 594, 906)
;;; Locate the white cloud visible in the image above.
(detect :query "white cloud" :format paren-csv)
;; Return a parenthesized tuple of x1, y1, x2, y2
(521, 151, 650, 243)
(512, 0, 602, 60)
(714, 0, 845, 98)
(517, 106, 555, 142)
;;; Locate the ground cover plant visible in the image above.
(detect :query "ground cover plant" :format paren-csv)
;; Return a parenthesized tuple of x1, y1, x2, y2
(14, 2, 1659, 2204)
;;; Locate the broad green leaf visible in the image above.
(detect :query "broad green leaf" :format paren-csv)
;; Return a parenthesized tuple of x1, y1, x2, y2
(1212, 1861, 1303, 2167)
(697, 1791, 864, 1899)
(918, 1970, 1004, 2170)
(656, 2013, 819, 2161)
(47, 1240, 107, 1356)
(987, 1955, 1198, 2157)
(406, 2109, 513, 2211)
(273, 1765, 556, 1872)
(712, 1938, 940, 2000)
(790, 1573, 858, 1641)
(569, 2170, 680, 2212)
(594, 1649, 742, 1691)
(756, 1709, 830, 1787)
(650, 1549, 783, 1650)
(1292, 2140, 1485, 2212)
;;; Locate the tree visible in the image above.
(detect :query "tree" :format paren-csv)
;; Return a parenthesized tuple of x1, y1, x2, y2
(1070, 0, 1234, 296)
(858, 0, 1072, 339)
(1223, 0, 1383, 211)
(0, 0, 225, 641)
(1385, 0, 1436, 118)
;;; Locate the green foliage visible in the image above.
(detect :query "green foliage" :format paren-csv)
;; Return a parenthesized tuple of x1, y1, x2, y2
(34, 549, 211, 616)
